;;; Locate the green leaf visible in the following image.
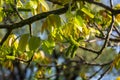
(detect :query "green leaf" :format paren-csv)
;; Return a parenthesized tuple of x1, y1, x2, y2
(54, 15, 61, 27)
(70, 45, 77, 58)
(113, 54, 120, 70)
(0, 7, 3, 22)
(75, 15, 84, 26)
(28, 36, 41, 51)
(0, 0, 3, 6)
(18, 34, 29, 52)
(41, 14, 61, 33)
(81, 7, 94, 18)
(115, 4, 120, 9)
(65, 45, 73, 57)
(48, 14, 61, 27)
(17, 0, 23, 8)
(6, 55, 15, 60)
(39, 0, 49, 11)
(3, 34, 18, 48)
(69, 35, 80, 46)
(41, 40, 55, 54)
(75, 15, 84, 32)
(29, 0, 38, 9)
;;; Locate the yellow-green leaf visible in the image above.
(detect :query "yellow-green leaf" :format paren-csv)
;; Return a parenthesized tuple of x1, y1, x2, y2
(0, 0, 3, 6)
(17, 0, 23, 8)
(6, 55, 15, 60)
(70, 45, 77, 58)
(39, 0, 49, 11)
(65, 45, 73, 57)
(48, 14, 61, 27)
(3, 34, 17, 47)
(28, 36, 41, 50)
(75, 15, 84, 26)
(113, 54, 120, 70)
(18, 34, 29, 52)
(29, 0, 38, 9)
(69, 35, 80, 46)
(0, 7, 3, 22)
(115, 4, 120, 9)
(41, 40, 55, 54)
(81, 7, 94, 18)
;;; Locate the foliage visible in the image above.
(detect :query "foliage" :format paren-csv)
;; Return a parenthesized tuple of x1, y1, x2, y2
(0, 0, 120, 80)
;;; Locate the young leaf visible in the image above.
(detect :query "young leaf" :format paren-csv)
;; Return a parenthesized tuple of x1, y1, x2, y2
(6, 55, 15, 60)
(81, 7, 94, 18)
(17, 0, 23, 8)
(39, 0, 49, 11)
(70, 45, 77, 58)
(0, 0, 3, 6)
(115, 4, 120, 9)
(48, 14, 61, 27)
(29, 0, 38, 9)
(0, 7, 3, 22)
(41, 40, 55, 54)
(115, 14, 120, 25)
(3, 34, 18, 47)
(28, 36, 41, 51)
(113, 54, 120, 70)
(69, 35, 80, 46)
(18, 34, 29, 52)
(65, 45, 74, 57)
(75, 15, 84, 27)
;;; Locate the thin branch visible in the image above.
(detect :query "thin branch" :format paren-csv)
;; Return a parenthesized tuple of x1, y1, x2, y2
(111, 33, 119, 38)
(82, 0, 120, 15)
(24, 54, 34, 72)
(70, 59, 113, 66)
(0, 6, 69, 45)
(110, 0, 113, 8)
(27, 21, 32, 36)
(85, 38, 98, 43)
(113, 26, 120, 37)
(12, 2, 33, 36)
(0, 6, 69, 29)
(98, 66, 111, 80)
(15, 56, 33, 63)
(96, 36, 120, 42)
(13, 0, 24, 20)
(99, 0, 114, 53)
(79, 46, 99, 54)
(84, 60, 113, 66)
(89, 67, 103, 79)
(82, 0, 113, 12)
(94, 9, 115, 60)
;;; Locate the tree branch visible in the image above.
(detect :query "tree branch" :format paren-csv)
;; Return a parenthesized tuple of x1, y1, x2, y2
(89, 67, 103, 79)
(0, 6, 69, 29)
(96, 36, 120, 42)
(0, 6, 69, 45)
(0, 29, 12, 46)
(113, 26, 120, 37)
(94, 7, 115, 59)
(79, 46, 99, 54)
(82, 0, 120, 15)
(98, 66, 111, 80)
